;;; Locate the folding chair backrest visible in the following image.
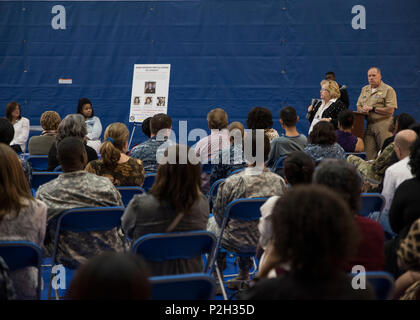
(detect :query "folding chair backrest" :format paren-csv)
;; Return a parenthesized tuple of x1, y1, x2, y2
(366, 271, 395, 300)
(116, 186, 145, 207)
(27, 155, 49, 171)
(208, 178, 226, 209)
(143, 173, 156, 191)
(131, 231, 216, 272)
(149, 273, 216, 300)
(271, 155, 287, 172)
(0, 241, 42, 299)
(228, 168, 245, 177)
(56, 206, 125, 233)
(360, 193, 385, 217)
(224, 197, 268, 221)
(31, 172, 61, 190)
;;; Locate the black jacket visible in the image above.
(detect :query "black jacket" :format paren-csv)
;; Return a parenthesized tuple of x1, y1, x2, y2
(307, 99, 346, 130)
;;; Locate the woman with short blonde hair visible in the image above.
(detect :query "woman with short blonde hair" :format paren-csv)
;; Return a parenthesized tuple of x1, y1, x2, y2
(307, 79, 346, 134)
(86, 122, 145, 186)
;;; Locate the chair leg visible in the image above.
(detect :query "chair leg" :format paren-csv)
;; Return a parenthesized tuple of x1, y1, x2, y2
(214, 261, 227, 300)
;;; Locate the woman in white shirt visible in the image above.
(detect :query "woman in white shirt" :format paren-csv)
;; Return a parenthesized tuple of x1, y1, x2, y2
(5, 101, 30, 153)
(77, 97, 102, 153)
(307, 80, 346, 135)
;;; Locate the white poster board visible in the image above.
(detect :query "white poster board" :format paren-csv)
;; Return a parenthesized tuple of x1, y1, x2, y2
(129, 64, 171, 122)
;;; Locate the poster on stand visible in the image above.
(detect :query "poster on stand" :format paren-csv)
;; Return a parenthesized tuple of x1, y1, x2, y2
(129, 64, 171, 122)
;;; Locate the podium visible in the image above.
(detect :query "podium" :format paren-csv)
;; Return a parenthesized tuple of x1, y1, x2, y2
(352, 111, 365, 139)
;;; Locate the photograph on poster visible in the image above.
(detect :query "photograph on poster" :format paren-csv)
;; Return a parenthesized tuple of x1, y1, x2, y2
(145, 96, 153, 105)
(157, 97, 166, 106)
(133, 96, 140, 105)
(144, 82, 156, 94)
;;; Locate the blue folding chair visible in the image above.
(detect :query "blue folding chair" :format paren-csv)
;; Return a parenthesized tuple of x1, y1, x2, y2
(345, 152, 367, 160)
(142, 173, 156, 192)
(366, 271, 395, 300)
(360, 193, 385, 219)
(228, 168, 245, 177)
(116, 186, 145, 207)
(48, 206, 125, 300)
(208, 178, 226, 210)
(149, 273, 216, 300)
(131, 230, 217, 273)
(271, 155, 287, 175)
(27, 155, 49, 171)
(209, 197, 268, 297)
(0, 241, 43, 300)
(31, 171, 62, 190)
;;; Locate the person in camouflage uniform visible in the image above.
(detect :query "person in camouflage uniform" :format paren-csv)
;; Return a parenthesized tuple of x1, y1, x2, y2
(207, 131, 287, 287)
(36, 137, 124, 269)
(347, 141, 396, 183)
(130, 113, 174, 173)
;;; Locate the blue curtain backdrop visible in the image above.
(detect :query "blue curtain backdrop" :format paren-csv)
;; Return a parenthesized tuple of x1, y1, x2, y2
(1, 0, 419, 145)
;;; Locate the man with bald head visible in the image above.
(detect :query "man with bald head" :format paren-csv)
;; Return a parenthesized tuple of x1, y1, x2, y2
(357, 67, 398, 160)
(381, 130, 418, 214)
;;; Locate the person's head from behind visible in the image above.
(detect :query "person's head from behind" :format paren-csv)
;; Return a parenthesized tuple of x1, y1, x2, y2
(0, 118, 15, 145)
(246, 107, 273, 130)
(271, 185, 358, 279)
(207, 108, 228, 130)
(56, 114, 87, 144)
(150, 113, 172, 138)
(313, 159, 362, 214)
(338, 109, 354, 131)
(67, 252, 150, 300)
(243, 130, 270, 166)
(228, 121, 244, 146)
(410, 138, 420, 179)
(279, 106, 298, 128)
(142, 117, 152, 138)
(283, 151, 315, 186)
(77, 98, 93, 119)
(325, 71, 336, 81)
(0, 143, 33, 221)
(152, 144, 202, 214)
(395, 113, 416, 134)
(40, 111, 61, 132)
(57, 137, 87, 172)
(309, 121, 336, 146)
(100, 123, 129, 168)
(5, 102, 21, 122)
(394, 129, 418, 161)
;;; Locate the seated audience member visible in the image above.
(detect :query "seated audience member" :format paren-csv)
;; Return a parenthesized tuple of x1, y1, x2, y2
(307, 80, 346, 134)
(304, 121, 346, 163)
(0, 118, 32, 184)
(77, 98, 102, 153)
(266, 106, 308, 168)
(209, 121, 247, 186)
(142, 117, 152, 139)
(393, 218, 420, 300)
(0, 144, 47, 299)
(67, 252, 150, 300)
(313, 159, 385, 272)
(86, 123, 145, 186)
(378, 130, 418, 234)
(47, 114, 98, 171)
(122, 145, 209, 276)
(130, 113, 174, 173)
(36, 137, 124, 269)
(5, 101, 30, 153)
(241, 185, 375, 300)
(246, 106, 279, 142)
(385, 137, 420, 277)
(194, 108, 230, 163)
(0, 257, 16, 300)
(208, 131, 287, 288)
(336, 109, 364, 152)
(258, 151, 315, 276)
(28, 111, 61, 155)
(381, 113, 415, 154)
